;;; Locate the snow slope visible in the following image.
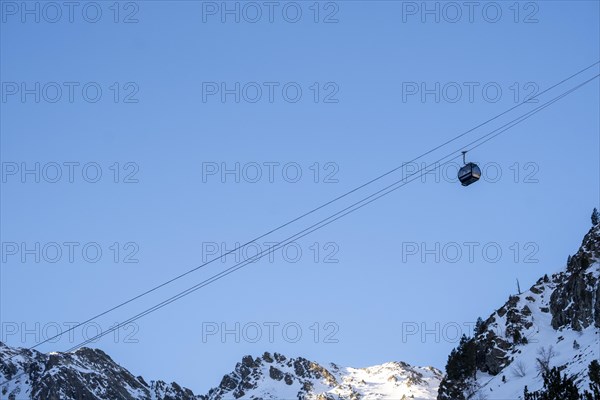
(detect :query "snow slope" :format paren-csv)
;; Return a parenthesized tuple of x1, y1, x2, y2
(438, 222, 600, 399)
(474, 275, 599, 398)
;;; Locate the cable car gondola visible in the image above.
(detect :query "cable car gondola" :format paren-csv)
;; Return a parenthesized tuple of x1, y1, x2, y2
(457, 151, 481, 187)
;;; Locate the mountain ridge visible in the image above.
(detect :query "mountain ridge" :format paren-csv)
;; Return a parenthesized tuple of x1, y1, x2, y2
(0, 343, 441, 400)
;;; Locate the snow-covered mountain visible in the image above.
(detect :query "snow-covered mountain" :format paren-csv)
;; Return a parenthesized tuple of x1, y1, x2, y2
(0, 345, 441, 400)
(438, 221, 600, 399)
(0, 343, 197, 400)
(200, 352, 442, 400)
(1, 219, 599, 399)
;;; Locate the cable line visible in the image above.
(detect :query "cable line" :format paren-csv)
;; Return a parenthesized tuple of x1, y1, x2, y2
(19, 61, 599, 353)
(59, 72, 599, 355)
(1, 71, 597, 388)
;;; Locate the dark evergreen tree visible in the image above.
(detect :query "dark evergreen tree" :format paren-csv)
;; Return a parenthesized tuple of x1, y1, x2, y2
(474, 317, 485, 336)
(584, 360, 600, 400)
(523, 367, 581, 400)
(582, 255, 591, 268)
(438, 348, 465, 400)
(437, 335, 477, 400)
(592, 208, 600, 225)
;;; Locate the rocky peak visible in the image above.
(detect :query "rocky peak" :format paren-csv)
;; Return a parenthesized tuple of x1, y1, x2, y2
(550, 222, 600, 330)
(0, 342, 198, 400)
(202, 352, 442, 400)
(473, 222, 600, 375)
(201, 352, 339, 399)
(437, 220, 600, 399)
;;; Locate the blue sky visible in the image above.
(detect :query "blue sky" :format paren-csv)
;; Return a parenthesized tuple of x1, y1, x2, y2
(1, 0, 599, 394)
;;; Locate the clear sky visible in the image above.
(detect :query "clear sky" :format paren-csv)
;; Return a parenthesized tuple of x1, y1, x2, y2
(1, 0, 599, 394)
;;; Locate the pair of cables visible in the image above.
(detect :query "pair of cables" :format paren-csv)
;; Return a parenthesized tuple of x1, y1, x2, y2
(1, 62, 598, 387)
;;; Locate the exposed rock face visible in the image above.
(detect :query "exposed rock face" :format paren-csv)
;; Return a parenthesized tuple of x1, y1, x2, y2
(0, 342, 198, 400)
(473, 329, 513, 375)
(200, 352, 340, 400)
(550, 223, 600, 330)
(469, 293, 538, 377)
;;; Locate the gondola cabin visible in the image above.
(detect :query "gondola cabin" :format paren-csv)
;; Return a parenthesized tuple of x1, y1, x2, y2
(458, 162, 481, 186)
